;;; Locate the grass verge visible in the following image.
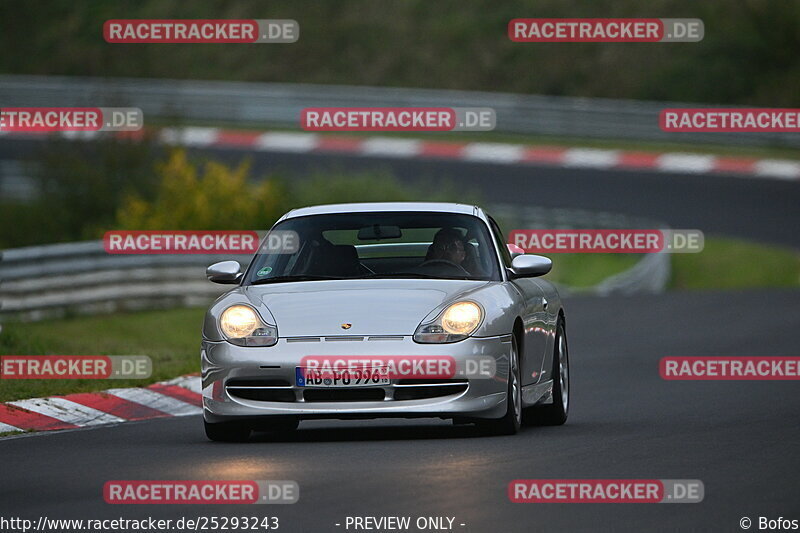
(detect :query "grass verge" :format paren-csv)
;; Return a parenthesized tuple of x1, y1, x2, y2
(671, 238, 799, 290)
(0, 307, 204, 403)
(548, 254, 641, 288)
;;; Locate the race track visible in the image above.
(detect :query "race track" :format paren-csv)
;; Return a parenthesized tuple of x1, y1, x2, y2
(2, 289, 799, 532)
(2, 136, 798, 531)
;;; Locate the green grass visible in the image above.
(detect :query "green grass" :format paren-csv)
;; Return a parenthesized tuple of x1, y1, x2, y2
(0, 307, 205, 403)
(671, 238, 800, 290)
(548, 254, 642, 288)
(549, 237, 799, 290)
(0, 430, 31, 438)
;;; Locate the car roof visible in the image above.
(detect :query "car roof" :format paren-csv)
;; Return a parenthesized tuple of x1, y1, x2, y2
(281, 202, 483, 220)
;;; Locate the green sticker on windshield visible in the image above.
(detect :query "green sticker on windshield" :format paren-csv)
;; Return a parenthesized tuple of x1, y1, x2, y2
(257, 266, 273, 276)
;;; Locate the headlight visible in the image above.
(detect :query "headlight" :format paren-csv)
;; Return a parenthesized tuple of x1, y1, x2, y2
(413, 301, 483, 343)
(442, 302, 482, 335)
(220, 305, 258, 338)
(219, 305, 278, 347)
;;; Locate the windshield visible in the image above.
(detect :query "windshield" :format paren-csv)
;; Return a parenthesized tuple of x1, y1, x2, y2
(244, 211, 502, 284)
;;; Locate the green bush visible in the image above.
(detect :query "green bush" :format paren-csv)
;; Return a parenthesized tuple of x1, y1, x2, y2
(115, 151, 479, 231)
(1, 143, 479, 249)
(116, 149, 286, 230)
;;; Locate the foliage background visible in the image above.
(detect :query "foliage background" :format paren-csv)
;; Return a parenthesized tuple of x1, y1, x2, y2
(0, 142, 477, 248)
(0, 0, 798, 105)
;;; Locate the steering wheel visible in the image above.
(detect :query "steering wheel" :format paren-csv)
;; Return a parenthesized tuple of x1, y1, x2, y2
(417, 259, 470, 276)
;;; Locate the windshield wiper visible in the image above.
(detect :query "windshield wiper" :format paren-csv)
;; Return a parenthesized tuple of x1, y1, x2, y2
(249, 275, 343, 285)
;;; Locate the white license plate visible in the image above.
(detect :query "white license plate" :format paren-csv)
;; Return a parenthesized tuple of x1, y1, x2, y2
(296, 367, 390, 387)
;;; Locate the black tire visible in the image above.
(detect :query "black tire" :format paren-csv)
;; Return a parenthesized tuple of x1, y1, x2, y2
(523, 319, 569, 426)
(477, 335, 522, 436)
(204, 419, 251, 442)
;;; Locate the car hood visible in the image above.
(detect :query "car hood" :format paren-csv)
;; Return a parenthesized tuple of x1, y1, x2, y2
(244, 279, 491, 337)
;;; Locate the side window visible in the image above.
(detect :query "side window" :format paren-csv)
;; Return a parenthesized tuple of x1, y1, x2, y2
(488, 216, 513, 268)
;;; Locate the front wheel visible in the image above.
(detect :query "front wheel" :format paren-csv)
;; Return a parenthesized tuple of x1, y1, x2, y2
(477, 335, 522, 436)
(524, 319, 569, 426)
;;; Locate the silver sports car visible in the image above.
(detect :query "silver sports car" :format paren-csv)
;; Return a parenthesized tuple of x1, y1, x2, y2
(201, 202, 569, 441)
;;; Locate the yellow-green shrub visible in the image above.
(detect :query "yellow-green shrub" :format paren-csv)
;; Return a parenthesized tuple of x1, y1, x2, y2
(116, 149, 285, 230)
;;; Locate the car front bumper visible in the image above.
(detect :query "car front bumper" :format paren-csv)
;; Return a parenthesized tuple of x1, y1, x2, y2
(202, 334, 513, 423)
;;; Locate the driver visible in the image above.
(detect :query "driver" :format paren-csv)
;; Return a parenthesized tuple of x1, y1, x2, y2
(427, 227, 467, 267)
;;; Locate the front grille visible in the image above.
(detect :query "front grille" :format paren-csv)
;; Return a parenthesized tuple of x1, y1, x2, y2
(228, 388, 296, 402)
(225, 378, 468, 403)
(303, 388, 385, 402)
(226, 378, 295, 402)
(394, 385, 467, 400)
(395, 378, 468, 385)
(227, 378, 291, 387)
(393, 379, 468, 401)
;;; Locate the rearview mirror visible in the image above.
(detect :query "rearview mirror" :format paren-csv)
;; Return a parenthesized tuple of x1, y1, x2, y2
(206, 261, 242, 284)
(357, 224, 402, 240)
(509, 254, 552, 278)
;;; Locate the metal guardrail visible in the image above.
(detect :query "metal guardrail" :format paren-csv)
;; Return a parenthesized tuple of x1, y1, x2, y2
(0, 74, 797, 147)
(490, 205, 671, 296)
(0, 242, 253, 321)
(0, 206, 670, 322)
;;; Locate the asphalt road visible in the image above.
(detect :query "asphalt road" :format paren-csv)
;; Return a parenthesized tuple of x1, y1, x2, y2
(2, 138, 800, 247)
(2, 289, 799, 532)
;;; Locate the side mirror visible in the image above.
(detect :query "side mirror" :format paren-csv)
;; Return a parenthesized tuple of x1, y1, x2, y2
(506, 243, 525, 259)
(509, 254, 552, 278)
(206, 261, 242, 284)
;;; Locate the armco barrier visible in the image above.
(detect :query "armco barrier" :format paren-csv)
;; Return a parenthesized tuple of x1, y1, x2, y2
(490, 205, 671, 296)
(0, 206, 670, 322)
(0, 74, 796, 147)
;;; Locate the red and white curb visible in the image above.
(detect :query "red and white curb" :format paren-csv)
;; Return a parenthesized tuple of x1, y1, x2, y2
(0, 375, 201, 436)
(159, 127, 800, 180)
(3, 127, 799, 181)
